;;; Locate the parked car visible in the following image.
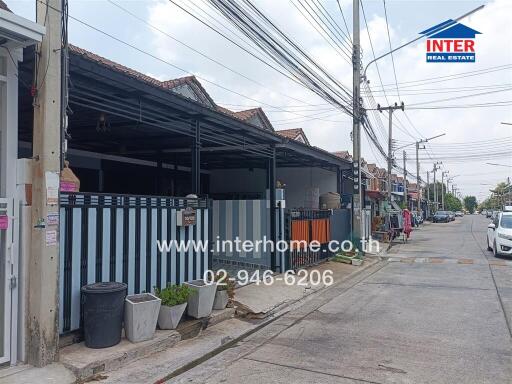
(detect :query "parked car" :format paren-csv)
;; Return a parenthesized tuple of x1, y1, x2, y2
(455, 211, 464, 217)
(447, 211, 455, 221)
(487, 211, 512, 257)
(433, 211, 450, 223)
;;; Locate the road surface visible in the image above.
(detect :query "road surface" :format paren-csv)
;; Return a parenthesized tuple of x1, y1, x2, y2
(171, 214, 512, 384)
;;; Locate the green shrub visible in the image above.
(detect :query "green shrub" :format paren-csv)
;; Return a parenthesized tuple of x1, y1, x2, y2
(154, 284, 192, 307)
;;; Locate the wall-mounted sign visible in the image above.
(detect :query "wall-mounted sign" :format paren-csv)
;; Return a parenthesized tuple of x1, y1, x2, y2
(45, 171, 59, 205)
(0, 215, 8, 230)
(45, 230, 57, 246)
(47, 212, 59, 226)
(177, 207, 196, 226)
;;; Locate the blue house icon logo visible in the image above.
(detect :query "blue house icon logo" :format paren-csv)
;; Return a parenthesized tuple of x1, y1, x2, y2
(420, 20, 481, 63)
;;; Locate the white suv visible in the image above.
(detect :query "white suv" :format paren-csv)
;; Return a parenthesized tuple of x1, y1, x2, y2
(487, 211, 512, 257)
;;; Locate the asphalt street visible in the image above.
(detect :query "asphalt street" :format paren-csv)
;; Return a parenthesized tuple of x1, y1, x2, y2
(171, 214, 512, 384)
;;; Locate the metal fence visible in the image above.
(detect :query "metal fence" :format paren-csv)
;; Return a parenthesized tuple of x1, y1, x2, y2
(59, 192, 210, 334)
(212, 199, 286, 272)
(285, 209, 332, 270)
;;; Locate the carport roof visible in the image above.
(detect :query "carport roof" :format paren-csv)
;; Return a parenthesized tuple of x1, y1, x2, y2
(19, 45, 351, 171)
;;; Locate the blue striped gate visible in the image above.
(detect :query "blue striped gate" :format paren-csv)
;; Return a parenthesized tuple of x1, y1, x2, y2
(59, 192, 211, 334)
(212, 199, 285, 272)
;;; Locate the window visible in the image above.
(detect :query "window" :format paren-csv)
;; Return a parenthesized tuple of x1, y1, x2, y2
(500, 215, 512, 229)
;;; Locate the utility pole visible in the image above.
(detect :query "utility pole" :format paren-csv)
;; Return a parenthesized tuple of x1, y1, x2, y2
(403, 150, 407, 209)
(442, 170, 448, 210)
(433, 162, 441, 211)
(412, 133, 444, 216)
(415, 141, 420, 215)
(426, 171, 430, 217)
(352, 0, 363, 248)
(377, 102, 404, 204)
(29, 0, 62, 367)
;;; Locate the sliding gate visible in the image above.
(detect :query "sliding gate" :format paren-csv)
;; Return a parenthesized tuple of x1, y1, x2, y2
(59, 192, 210, 334)
(286, 209, 331, 270)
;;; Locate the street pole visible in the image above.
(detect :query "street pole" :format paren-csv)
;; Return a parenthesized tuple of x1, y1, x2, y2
(426, 171, 430, 217)
(442, 171, 449, 210)
(441, 171, 445, 210)
(433, 164, 438, 211)
(377, 102, 404, 205)
(29, 0, 62, 367)
(416, 141, 420, 215)
(403, 150, 407, 209)
(352, 0, 362, 248)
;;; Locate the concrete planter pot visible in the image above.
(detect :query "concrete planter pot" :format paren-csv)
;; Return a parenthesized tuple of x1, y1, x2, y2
(157, 302, 187, 330)
(351, 258, 363, 266)
(213, 290, 229, 310)
(124, 293, 161, 343)
(184, 280, 216, 318)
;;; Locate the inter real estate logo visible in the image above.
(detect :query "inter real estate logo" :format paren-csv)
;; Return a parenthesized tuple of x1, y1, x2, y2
(420, 19, 481, 63)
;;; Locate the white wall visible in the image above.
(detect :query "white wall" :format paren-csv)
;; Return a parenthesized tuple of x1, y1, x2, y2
(0, 50, 18, 199)
(277, 167, 338, 209)
(209, 167, 338, 208)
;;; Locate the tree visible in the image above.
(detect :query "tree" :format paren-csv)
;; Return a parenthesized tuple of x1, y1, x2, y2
(445, 193, 462, 211)
(464, 196, 478, 213)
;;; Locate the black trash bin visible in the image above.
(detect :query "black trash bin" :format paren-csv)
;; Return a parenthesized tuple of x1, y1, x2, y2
(81, 282, 127, 348)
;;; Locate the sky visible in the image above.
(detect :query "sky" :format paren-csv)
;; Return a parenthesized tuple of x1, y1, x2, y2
(7, 0, 512, 202)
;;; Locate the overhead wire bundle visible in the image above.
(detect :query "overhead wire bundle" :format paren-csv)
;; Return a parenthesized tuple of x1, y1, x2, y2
(207, 0, 354, 117)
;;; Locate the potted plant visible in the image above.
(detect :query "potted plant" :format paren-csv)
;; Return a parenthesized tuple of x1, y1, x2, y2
(154, 284, 191, 330)
(213, 272, 235, 310)
(124, 293, 161, 343)
(183, 279, 217, 318)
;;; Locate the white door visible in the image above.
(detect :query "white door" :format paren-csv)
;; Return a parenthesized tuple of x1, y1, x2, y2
(0, 198, 16, 364)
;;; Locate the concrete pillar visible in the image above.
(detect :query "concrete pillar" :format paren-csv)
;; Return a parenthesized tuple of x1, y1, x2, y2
(28, 0, 62, 367)
(267, 147, 276, 271)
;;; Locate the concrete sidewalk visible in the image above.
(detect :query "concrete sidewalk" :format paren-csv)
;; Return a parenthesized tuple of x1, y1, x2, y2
(1, 257, 381, 384)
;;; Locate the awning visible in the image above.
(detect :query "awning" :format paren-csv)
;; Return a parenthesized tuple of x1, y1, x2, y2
(366, 190, 385, 200)
(0, 8, 45, 49)
(409, 191, 419, 200)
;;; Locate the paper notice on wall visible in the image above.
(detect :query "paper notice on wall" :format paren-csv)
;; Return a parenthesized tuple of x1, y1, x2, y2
(45, 230, 57, 247)
(45, 171, 59, 205)
(0, 215, 8, 230)
(47, 212, 59, 226)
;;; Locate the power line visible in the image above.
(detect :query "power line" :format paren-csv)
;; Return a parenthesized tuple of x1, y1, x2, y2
(407, 87, 512, 107)
(404, 101, 512, 110)
(39, 0, 355, 124)
(336, 0, 352, 43)
(290, 0, 352, 64)
(207, 0, 355, 117)
(369, 64, 512, 90)
(382, 0, 400, 101)
(106, 0, 315, 107)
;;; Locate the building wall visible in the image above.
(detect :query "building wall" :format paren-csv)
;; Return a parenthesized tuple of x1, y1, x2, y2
(277, 167, 337, 209)
(209, 167, 338, 208)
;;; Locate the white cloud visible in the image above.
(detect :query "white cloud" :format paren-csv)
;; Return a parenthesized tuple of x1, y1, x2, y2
(145, 0, 511, 201)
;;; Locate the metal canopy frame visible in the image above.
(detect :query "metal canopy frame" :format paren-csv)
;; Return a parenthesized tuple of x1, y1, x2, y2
(18, 48, 352, 173)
